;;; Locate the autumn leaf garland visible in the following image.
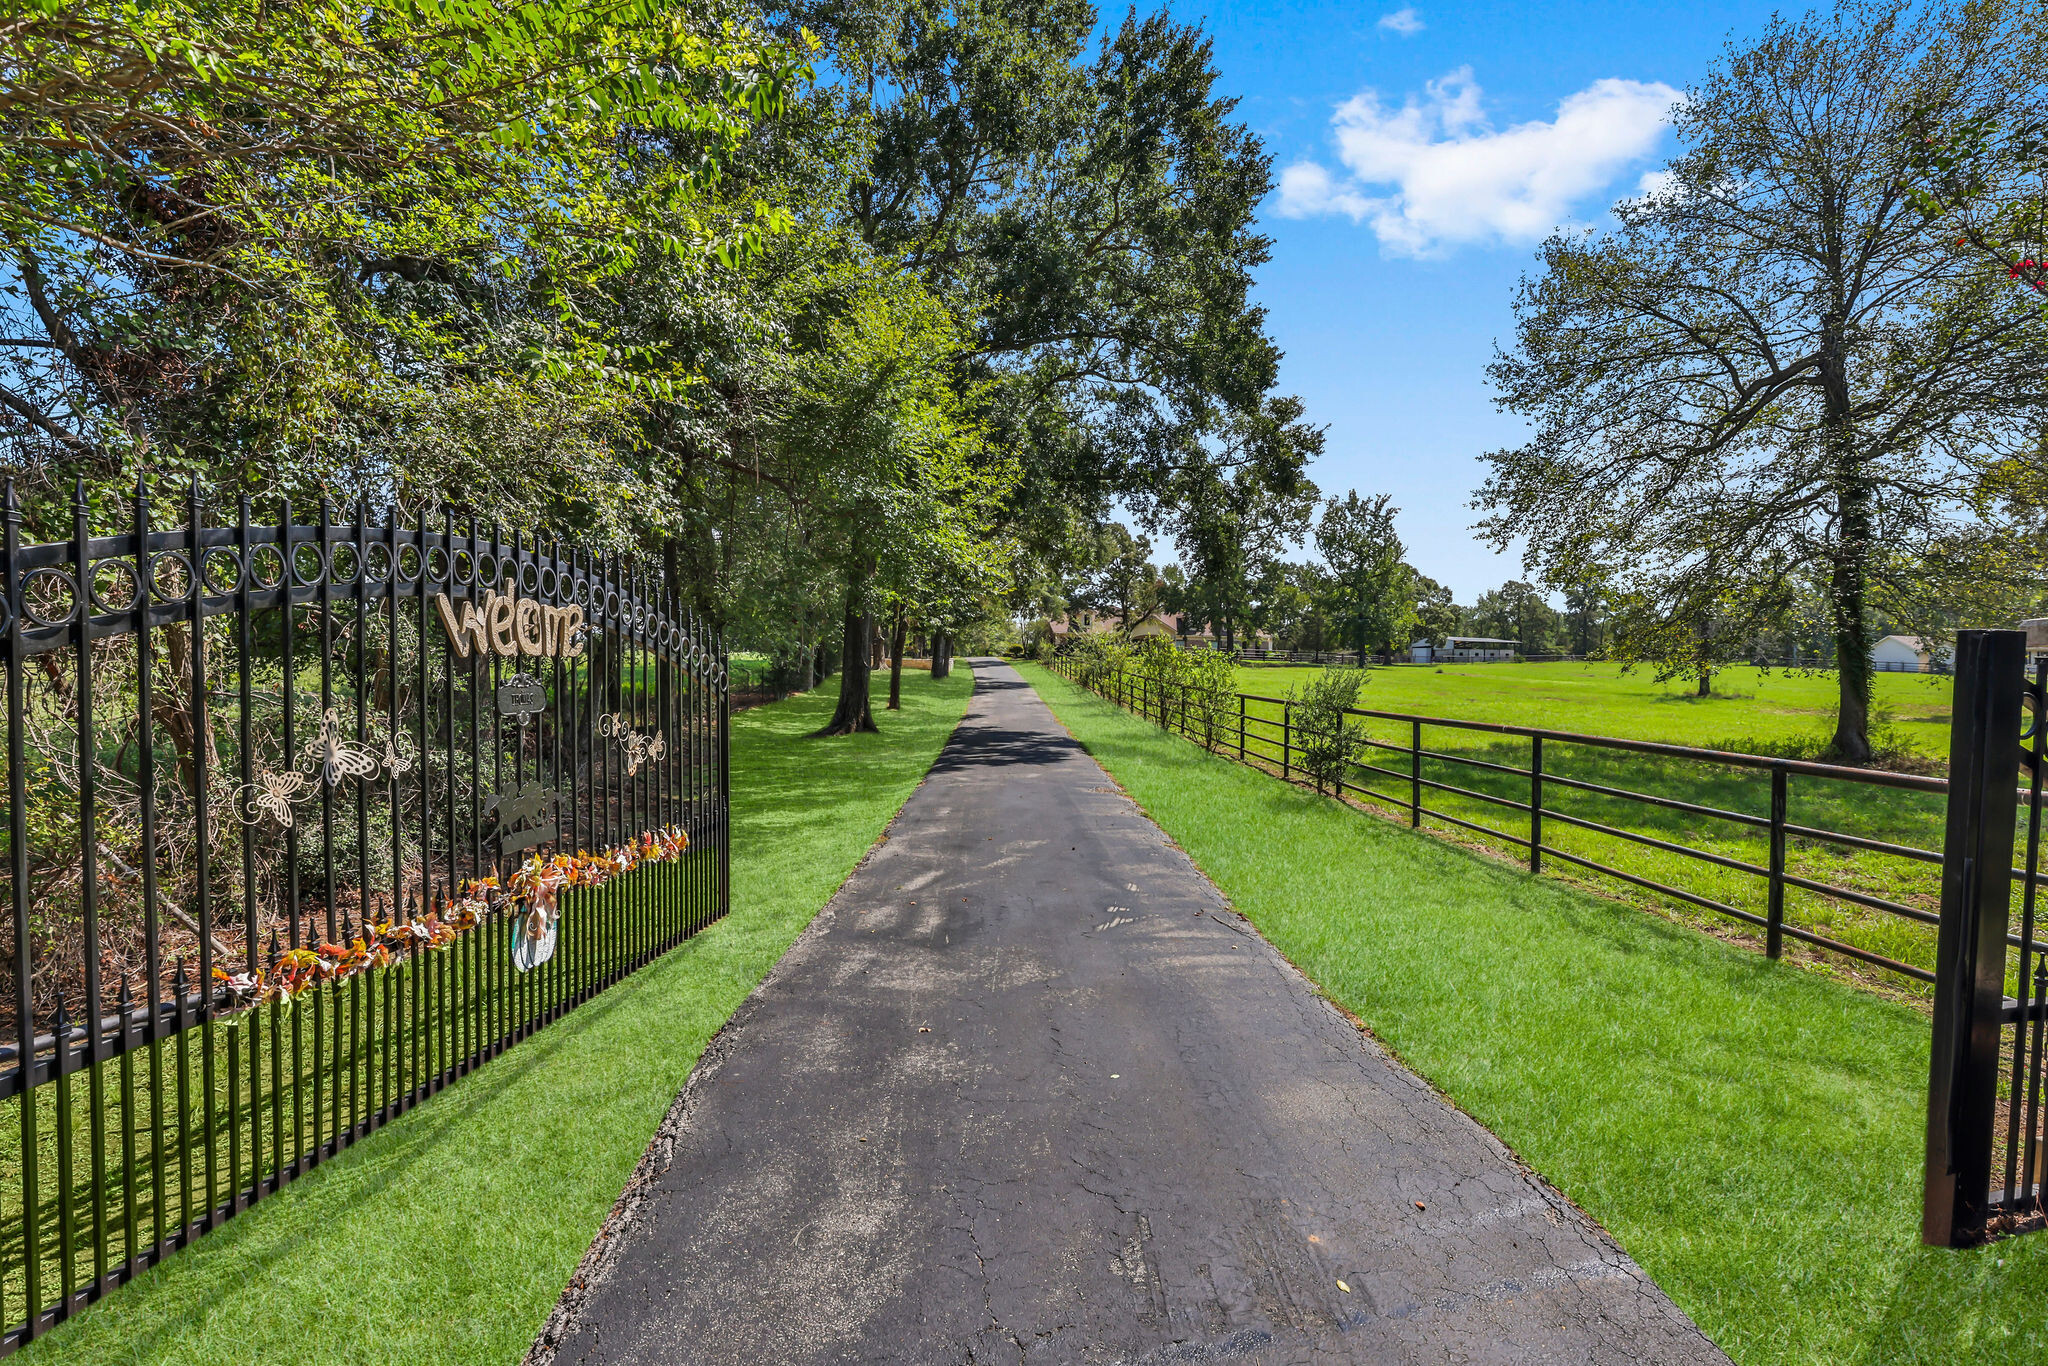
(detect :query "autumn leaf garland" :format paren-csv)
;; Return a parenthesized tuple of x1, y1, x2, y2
(211, 826, 691, 1010)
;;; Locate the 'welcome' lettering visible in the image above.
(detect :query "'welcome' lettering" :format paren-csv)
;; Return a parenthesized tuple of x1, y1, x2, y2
(434, 582, 586, 659)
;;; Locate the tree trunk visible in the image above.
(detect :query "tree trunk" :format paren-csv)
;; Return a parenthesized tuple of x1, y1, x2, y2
(1829, 524, 1874, 762)
(798, 639, 814, 692)
(155, 620, 216, 794)
(815, 602, 877, 736)
(1821, 312, 1873, 763)
(932, 630, 950, 680)
(1697, 668, 1711, 697)
(887, 604, 906, 710)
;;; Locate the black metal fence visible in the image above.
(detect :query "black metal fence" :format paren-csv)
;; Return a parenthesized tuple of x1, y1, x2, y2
(0, 478, 729, 1348)
(1924, 631, 2045, 1247)
(1052, 658, 1966, 985)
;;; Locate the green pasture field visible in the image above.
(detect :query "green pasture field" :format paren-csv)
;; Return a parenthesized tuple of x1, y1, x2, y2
(1186, 661, 1966, 994)
(1021, 661, 2043, 1365)
(13, 668, 974, 1366)
(1235, 660, 1953, 755)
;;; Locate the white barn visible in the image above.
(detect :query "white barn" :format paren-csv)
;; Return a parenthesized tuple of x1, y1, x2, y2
(1871, 634, 1949, 673)
(1413, 636, 1518, 663)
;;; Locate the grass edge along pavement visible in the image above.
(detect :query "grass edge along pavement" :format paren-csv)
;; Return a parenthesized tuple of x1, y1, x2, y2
(15, 666, 975, 1366)
(1020, 661, 2047, 1366)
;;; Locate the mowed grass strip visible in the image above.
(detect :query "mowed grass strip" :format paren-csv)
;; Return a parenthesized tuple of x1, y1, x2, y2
(20, 666, 974, 1366)
(1023, 662, 2045, 1366)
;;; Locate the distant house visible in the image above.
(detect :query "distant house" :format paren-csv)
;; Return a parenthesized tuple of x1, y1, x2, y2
(1420, 636, 1518, 662)
(1871, 634, 1950, 673)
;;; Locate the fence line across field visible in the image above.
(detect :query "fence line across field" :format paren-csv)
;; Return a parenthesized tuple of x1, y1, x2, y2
(1173, 644, 1951, 673)
(0, 479, 730, 1351)
(1055, 659, 2017, 986)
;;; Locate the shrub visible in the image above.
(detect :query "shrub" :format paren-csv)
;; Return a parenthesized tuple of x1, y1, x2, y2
(1180, 648, 1240, 751)
(1065, 632, 1132, 692)
(1287, 666, 1369, 794)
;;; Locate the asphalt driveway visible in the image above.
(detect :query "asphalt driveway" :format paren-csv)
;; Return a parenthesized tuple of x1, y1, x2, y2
(535, 661, 1726, 1365)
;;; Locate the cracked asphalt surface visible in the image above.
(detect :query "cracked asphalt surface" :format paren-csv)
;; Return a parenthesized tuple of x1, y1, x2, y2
(539, 662, 1728, 1365)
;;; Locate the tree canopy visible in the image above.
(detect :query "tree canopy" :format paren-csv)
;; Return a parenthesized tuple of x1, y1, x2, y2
(1478, 0, 2048, 759)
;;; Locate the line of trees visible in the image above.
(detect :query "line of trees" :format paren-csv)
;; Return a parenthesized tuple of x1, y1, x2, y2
(0, 0, 1318, 737)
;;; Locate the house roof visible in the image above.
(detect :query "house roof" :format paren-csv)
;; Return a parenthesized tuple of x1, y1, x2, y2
(1443, 637, 1517, 646)
(1876, 634, 1925, 650)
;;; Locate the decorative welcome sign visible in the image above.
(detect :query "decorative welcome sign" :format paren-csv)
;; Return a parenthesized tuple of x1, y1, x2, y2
(0, 486, 730, 1347)
(434, 580, 587, 659)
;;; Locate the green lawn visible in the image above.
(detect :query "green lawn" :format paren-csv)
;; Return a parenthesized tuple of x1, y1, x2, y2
(1022, 661, 2045, 1365)
(1163, 661, 1961, 992)
(1236, 659, 1953, 756)
(19, 668, 974, 1366)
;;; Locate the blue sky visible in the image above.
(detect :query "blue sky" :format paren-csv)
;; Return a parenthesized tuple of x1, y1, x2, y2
(1181, 0, 1787, 601)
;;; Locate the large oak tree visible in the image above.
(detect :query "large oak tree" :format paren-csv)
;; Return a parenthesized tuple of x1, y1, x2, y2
(1479, 0, 2048, 761)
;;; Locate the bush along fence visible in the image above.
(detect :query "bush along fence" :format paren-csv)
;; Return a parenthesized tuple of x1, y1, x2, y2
(0, 480, 730, 1349)
(1050, 632, 2048, 1247)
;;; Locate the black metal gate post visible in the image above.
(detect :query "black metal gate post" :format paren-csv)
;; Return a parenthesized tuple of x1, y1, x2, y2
(1925, 628, 2027, 1247)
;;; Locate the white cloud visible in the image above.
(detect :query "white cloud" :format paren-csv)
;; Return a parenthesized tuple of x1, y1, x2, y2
(1633, 168, 1677, 198)
(1276, 67, 1680, 256)
(1378, 7, 1425, 36)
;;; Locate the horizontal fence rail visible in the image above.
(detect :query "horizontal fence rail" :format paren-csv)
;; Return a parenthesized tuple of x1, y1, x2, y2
(0, 479, 729, 1348)
(1176, 644, 1937, 672)
(1049, 657, 2010, 990)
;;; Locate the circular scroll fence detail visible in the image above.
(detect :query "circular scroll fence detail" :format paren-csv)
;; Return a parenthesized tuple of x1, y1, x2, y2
(290, 541, 325, 587)
(476, 551, 498, 587)
(90, 559, 145, 614)
(519, 561, 539, 594)
(200, 546, 243, 596)
(396, 543, 423, 583)
(150, 550, 195, 602)
(452, 548, 475, 587)
(329, 542, 361, 586)
(250, 542, 287, 590)
(363, 542, 394, 584)
(22, 566, 79, 627)
(538, 565, 559, 599)
(426, 545, 451, 584)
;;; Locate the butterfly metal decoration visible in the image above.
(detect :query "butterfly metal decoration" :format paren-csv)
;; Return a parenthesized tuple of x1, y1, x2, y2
(236, 766, 315, 828)
(303, 708, 383, 788)
(234, 710, 416, 827)
(597, 713, 667, 778)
